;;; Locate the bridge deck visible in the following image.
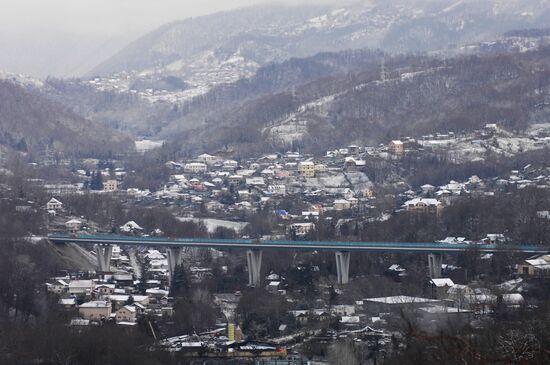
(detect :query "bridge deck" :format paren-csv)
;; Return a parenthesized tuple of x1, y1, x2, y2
(47, 233, 548, 254)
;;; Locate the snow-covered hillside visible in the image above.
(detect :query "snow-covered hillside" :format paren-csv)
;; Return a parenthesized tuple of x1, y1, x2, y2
(84, 0, 550, 104)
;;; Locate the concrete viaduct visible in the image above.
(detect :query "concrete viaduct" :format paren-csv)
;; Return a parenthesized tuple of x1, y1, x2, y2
(48, 233, 549, 287)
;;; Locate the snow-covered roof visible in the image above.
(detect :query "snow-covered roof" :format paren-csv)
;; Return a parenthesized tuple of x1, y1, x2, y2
(69, 280, 94, 288)
(430, 278, 454, 287)
(79, 300, 109, 308)
(365, 296, 438, 304)
(404, 198, 440, 207)
(502, 293, 524, 304)
(120, 221, 143, 232)
(120, 305, 136, 313)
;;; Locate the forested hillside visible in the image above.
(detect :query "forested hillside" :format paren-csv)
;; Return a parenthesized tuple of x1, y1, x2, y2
(0, 80, 134, 157)
(163, 46, 550, 155)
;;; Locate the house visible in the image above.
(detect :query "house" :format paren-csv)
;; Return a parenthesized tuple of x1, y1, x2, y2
(47, 279, 69, 294)
(145, 288, 170, 299)
(184, 162, 207, 174)
(332, 304, 355, 316)
(315, 164, 327, 174)
(103, 179, 118, 192)
(116, 305, 137, 323)
(245, 177, 265, 186)
(446, 285, 476, 309)
(46, 198, 63, 211)
(312, 309, 331, 322)
(78, 300, 111, 321)
(65, 219, 82, 232)
(261, 168, 275, 177)
(333, 199, 351, 211)
(386, 264, 407, 279)
(266, 281, 281, 294)
(298, 161, 315, 178)
(289, 222, 315, 237)
(289, 310, 309, 324)
(95, 284, 116, 296)
(59, 298, 77, 309)
(418, 305, 473, 332)
(429, 278, 455, 299)
(113, 274, 134, 286)
(70, 318, 90, 326)
(403, 198, 442, 215)
(228, 175, 243, 184)
(223, 160, 239, 171)
(68, 280, 95, 295)
(344, 157, 366, 170)
(421, 184, 435, 195)
(165, 161, 184, 171)
(120, 221, 144, 233)
(340, 316, 361, 327)
(347, 145, 360, 155)
(389, 140, 404, 155)
(198, 153, 217, 165)
(517, 255, 550, 276)
(268, 185, 286, 196)
(107, 295, 149, 310)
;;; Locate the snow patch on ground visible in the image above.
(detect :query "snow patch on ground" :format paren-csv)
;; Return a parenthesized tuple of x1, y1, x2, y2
(178, 218, 249, 234)
(135, 139, 164, 153)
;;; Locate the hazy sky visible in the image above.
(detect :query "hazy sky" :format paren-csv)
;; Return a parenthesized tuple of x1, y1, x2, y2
(0, 0, 327, 77)
(0, 0, 274, 37)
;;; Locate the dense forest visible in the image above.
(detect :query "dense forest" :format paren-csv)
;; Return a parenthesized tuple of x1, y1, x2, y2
(0, 81, 134, 157)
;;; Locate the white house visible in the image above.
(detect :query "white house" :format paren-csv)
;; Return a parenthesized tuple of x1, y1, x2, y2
(46, 198, 63, 211)
(223, 160, 239, 171)
(184, 162, 208, 174)
(65, 219, 82, 232)
(116, 305, 137, 323)
(103, 180, 118, 192)
(246, 177, 265, 186)
(198, 153, 217, 165)
(334, 199, 351, 211)
(68, 280, 95, 295)
(120, 221, 144, 233)
(268, 185, 286, 196)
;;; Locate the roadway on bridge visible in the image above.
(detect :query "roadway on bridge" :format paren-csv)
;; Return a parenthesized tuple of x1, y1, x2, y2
(47, 233, 549, 254)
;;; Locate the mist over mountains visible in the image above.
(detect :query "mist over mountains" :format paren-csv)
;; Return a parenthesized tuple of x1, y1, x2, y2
(90, 0, 550, 77)
(1, 0, 550, 157)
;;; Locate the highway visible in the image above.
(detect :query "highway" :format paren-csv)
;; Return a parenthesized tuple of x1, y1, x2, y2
(47, 233, 549, 254)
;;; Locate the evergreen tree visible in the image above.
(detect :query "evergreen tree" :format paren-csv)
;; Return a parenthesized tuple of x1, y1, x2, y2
(124, 295, 134, 306)
(137, 257, 151, 295)
(170, 264, 189, 297)
(90, 170, 104, 190)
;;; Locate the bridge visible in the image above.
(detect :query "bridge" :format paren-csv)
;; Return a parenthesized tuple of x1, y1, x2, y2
(48, 233, 549, 286)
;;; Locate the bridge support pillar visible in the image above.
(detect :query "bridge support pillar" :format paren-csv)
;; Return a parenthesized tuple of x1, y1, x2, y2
(428, 253, 443, 278)
(335, 251, 351, 284)
(95, 244, 112, 272)
(246, 249, 263, 287)
(167, 248, 184, 283)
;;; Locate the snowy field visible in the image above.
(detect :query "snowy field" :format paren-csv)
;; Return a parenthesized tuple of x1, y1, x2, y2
(135, 139, 164, 153)
(178, 217, 249, 234)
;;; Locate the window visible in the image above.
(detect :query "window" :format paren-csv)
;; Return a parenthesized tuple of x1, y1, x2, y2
(523, 267, 529, 274)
